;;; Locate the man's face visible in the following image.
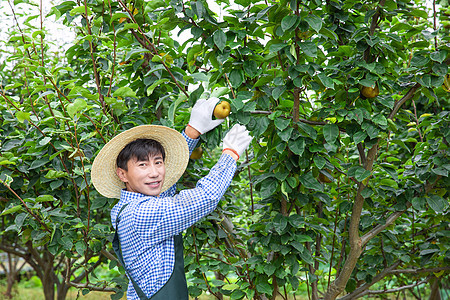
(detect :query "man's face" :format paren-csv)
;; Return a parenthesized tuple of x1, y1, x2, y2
(116, 153, 166, 196)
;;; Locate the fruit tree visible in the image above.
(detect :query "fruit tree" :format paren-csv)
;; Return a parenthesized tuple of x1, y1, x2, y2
(0, 0, 449, 299)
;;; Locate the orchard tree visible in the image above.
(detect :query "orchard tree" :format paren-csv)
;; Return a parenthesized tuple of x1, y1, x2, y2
(0, 0, 449, 300)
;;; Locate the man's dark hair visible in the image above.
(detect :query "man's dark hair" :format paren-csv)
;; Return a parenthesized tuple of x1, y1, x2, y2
(116, 139, 165, 171)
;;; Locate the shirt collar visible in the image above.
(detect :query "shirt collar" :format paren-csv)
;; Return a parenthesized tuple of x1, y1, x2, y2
(120, 189, 150, 202)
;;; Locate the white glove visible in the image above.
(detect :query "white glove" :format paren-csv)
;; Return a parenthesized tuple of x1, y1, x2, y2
(188, 97, 225, 134)
(223, 124, 252, 159)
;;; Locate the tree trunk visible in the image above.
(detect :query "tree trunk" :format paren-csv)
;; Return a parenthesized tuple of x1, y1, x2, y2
(1, 252, 26, 299)
(41, 251, 56, 300)
(428, 277, 441, 300)
(214, 272, 224, 300)
(56, 283, 71, 300)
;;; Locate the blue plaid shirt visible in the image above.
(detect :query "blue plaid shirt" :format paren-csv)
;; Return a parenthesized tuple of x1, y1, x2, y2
(110, 131, 237, 299)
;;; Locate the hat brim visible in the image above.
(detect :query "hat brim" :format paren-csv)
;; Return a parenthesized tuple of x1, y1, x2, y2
(91, 125, 189, 199)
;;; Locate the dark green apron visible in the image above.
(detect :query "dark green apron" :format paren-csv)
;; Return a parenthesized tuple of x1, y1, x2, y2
(112, 204, 189, 300)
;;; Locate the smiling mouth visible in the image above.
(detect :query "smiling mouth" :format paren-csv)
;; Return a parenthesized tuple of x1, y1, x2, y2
(145, 181, 160, 187)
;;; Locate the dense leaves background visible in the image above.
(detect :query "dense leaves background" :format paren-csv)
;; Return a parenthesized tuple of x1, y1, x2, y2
(0, 0, 449, 299)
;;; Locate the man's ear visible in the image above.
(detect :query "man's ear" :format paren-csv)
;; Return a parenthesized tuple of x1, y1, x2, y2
(116, 168, 128, 183)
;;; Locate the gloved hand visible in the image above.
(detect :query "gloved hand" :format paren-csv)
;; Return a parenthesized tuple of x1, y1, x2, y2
(188, 97, 225, 134)
(223, 124, 252, 159)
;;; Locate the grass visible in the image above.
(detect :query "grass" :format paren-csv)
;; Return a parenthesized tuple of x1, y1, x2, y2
(0, 284, 309, 300)
(2, 278, 446, 300)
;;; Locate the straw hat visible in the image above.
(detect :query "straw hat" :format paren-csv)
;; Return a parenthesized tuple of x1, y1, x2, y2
(91, 125, 189, 198)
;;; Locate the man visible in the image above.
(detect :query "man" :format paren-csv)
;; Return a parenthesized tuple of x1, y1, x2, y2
(91, 97, 252, 299)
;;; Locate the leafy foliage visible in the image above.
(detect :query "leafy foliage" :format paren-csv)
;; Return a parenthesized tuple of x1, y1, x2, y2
(0, 0, 449, 299)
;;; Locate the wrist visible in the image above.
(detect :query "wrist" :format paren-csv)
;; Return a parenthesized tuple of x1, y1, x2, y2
(223, 148, 239, 161)
(185, 124, 201, 139)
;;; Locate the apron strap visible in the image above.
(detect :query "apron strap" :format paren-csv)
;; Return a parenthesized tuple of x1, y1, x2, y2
(112, 203, 188, 300)
(112, 203, 149, 300)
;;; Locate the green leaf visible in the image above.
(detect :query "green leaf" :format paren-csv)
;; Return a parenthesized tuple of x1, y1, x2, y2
(372, 114, 387, 126)
(30, 158, 49, 169)
(272, 86, 286, 100)
(297, 122, 317, 139)
(67, 98, 87, 118)
(254, 75, 274, 87)
(288, 138, 305, 156)
(432, 63, 448, 76)
(187, 44, 202, 72)
(260, 178, 278, 198)
(229, 69, 244, 88)
(430, 50, 447, 63)
(378, 178, 398, 189)
(213, 29, 227, 51)
(298, 41, 317, 58)
(384, 0, 398, 11)
(222, 283, 239, 291)
(353, 131, 367, 144)
(377, 95, 395, 109)
(410, 55, 430, 67)
(264, 264, 276, 276)
(5, 82, 22, 90)
(39, 137, 52, 146)
(323, 124, 339, 143)
(275, 118, 291, 131)
(319, 27, 338, 41)
(299, 173, 323, 191)
(409, 9, 429, 19)
(427, 195, 448, 213)
(36, 195, 54, 202)
(355, 168, 371, 182)
(300, 249, 314, 265)
(70, 6, 91, 16)
(1, 205, 22, 216)
(269, 43, 288, 53)
(420, 248, 439, 256)
(113, 87, 136, 98)
(295, 234, 314, 242)
(243, 60, 258, 78)
(15, 111, 31, 123)
(230, 290, 246, 300)
(168, 95, 185, 124)
(281, 15, 298, 31)
(256, 282, 272, 295)
(305, 14, 322, 32)
(318, 72, 334, 89)
(411, 197, 426, 211)
(147, 79, 170, 96)
(60, 236, 73, 250)
(360, 187, 374, 198)
(125, 48, 151, 61)
(432, 167, 448, 177)
(278, 127, 293, 141)
(359, 78, 376, 87)
(313, 155, 326, 169)
(274, 214, 288, 234)
(110, 12, 129, 23)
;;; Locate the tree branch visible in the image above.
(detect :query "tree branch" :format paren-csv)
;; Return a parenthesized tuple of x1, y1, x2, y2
(388, 83, 421, 120)
(357, 143, 366, 166)
(389, 266, 450, 275)
(363, 0, 386, 62)
(65, 281, 116, 292)
(0, 178, 51, 233)
(361, 204, 411, 246)
(339, 260, 403, 300)
(356, 278, 430, 297)
(101, 249, 118, 263)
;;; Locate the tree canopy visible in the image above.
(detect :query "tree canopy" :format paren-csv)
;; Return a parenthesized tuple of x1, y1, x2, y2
(0, 0, 449, 299)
